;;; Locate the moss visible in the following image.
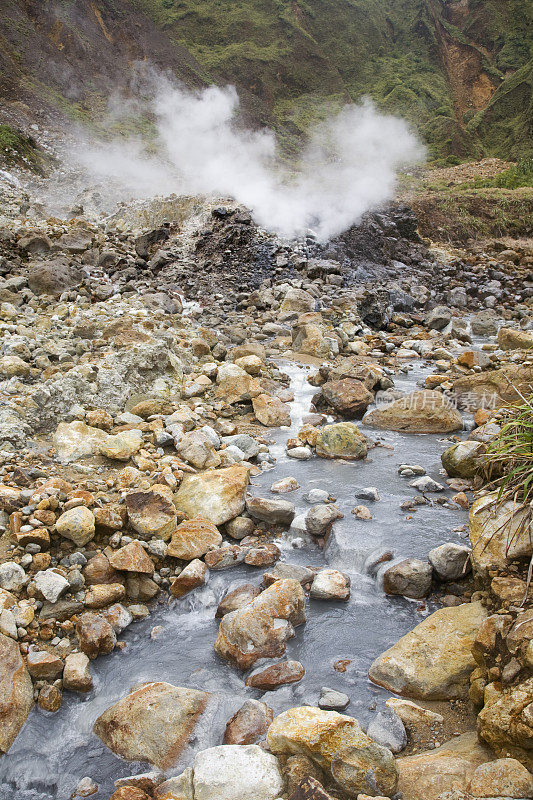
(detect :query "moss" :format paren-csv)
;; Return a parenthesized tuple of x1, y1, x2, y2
(0, 124, 47, 172)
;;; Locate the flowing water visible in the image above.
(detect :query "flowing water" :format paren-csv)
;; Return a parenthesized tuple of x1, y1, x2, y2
(0, 357, 472, 800)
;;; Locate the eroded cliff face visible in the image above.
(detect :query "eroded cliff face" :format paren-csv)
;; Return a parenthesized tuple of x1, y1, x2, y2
(0, 0, 531, 159)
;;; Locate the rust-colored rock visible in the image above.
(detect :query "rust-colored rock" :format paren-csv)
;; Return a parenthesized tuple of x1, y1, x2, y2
(108, 542, 155, 574)
(167, 517, 222, 560)
(0, 632, 33, 752)
(94, 682, 209, 769)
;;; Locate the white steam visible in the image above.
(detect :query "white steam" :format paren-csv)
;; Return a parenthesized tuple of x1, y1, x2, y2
(76, 78, 424, 241)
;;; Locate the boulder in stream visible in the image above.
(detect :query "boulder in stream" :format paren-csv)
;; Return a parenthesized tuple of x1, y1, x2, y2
(94, 682, 210, 769)
(214, 578, 305, 669)
(364, 390, 463, 433)
(0, 632, 33, 753)
(368, 601, 487, 699)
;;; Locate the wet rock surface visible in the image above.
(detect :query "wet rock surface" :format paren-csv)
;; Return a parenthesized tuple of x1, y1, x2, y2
(0, 175, 532, 799)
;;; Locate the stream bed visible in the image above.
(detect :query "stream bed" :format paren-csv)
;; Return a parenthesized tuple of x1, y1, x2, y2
(0, 357, 471, 800)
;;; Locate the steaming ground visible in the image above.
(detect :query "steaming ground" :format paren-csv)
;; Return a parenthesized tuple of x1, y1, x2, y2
(67, 79, 424, 241)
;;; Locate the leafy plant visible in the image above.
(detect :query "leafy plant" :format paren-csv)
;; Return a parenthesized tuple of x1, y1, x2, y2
(482, 390, 533, 597)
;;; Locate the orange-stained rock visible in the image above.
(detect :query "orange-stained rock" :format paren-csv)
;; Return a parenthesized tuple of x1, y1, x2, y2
(94, 682, 209, 769)
(0, 632, 33, 752)
(108, 542, 154, 574)
(215, 579, 305, 670)
(167, 517, 222, 560)
(174, 465, 250, 526)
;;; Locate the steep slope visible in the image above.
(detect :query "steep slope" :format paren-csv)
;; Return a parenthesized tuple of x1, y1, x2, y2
(0, 0, 531, 159)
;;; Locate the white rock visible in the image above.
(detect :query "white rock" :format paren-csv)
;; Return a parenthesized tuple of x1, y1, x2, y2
(409, 476, 445, 493)
(33, 569, 70, 603)
(192, 745, 283, 800)
(0, 562, 26, 592)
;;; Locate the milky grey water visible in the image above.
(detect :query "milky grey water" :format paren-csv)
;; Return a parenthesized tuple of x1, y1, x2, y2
(0, 358, 471, 800)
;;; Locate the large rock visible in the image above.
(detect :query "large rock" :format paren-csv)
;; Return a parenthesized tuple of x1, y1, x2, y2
(55, 506, 95, 547)
(477, 677, 533, 768)
(469, 491, 533, 575)
(368, 601, 487, 699)
(53, 421, 108, 463)
(469, 757, 533, 798)
(497, 327, 533, 351)
(174, 465, 249, 526)
(28, 259, 83, 296)
(315, 423, 367, 460)
(167, 518, 222, 560)
(246, 497, 295, 525)
(94, 682, 209, 769)
(383, 559, 433, 599)
(0, 632, 33, 753)
(100, 430, 143, 461)
(267, 706, 398, 797)
(224, 699, 273, 745)
(192, 744, 283, 800)
(126, 487, 177, 540)
(280, 288, 315, 315)
(364, 390, 463, 433)
(214, 579, 305, 669)
(441, 440, 484, 478)
(252, 394, 291, 427)
(453, 365, 533, 410)
(320, 379, 373, 418)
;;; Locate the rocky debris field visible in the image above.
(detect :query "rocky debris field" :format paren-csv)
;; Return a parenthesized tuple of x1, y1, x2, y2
(0, 172, 532, 800)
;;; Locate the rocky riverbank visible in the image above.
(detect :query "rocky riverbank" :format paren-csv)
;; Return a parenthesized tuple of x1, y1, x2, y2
(0, 171, 532, 800)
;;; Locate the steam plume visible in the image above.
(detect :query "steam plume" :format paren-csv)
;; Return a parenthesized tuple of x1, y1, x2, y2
(76, 76, 424, 241)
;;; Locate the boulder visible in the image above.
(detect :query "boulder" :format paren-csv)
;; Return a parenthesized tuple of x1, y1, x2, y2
(497, 327, 533, 351)
(453, 365, 533, 410)
(246, 497, 295, 525)
(396, 732, 492, 800)
(33, 569, 69, 602)
(383, 559, 433, 599)
(174, 466, 249, 526)
(167, 518, 222, 560)
(94, 682, 209, 769)
(216, 584, 261, 617)
(315, 423, 367, 460)
(100, 430, 143, 461)
(28, 259, 83, 296)
(306, 504, 343, 536)
(176, 431, 221, 470)
(125, 487, 177, 540)
(76, 612, 117, 659)
(441, 440, 484, 478)
(280, 288, 315, 315)
(468, 757, 533, 797)
(426, 306, 452, 330)
(477, 677, 533, 768)
(310, 569, 350, 601)
(252, 394, 291, 427)
(428, 543, 471, 581)
(364, 390, 463, 433)
(245, 660, 305, 690)
(369, 601, 487, 699)
(192, 744, 283, 800)
(214, 579, 305, 669)
(63, 652, 93, 692)
(170, 559, 207, 598)
(469, 491, 533, 575)
(0, 632, 33, 753)
(320, 379, 373, 418)
(53, 421, 108, 463)
(267, 706, 398, 797)
(108, 541, 154, 574)
(55, 506, 95, 547)
(224, 699, 273, 745)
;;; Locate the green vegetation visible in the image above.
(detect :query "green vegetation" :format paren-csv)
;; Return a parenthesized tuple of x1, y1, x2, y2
(466, 158, 533, 189)
(0, 124, 45, 172)
(130, 0, 533, 159)
(482, 396, 533, 588)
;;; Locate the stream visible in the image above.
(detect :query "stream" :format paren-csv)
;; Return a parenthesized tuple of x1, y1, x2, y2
(0, 356, 473, 800)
